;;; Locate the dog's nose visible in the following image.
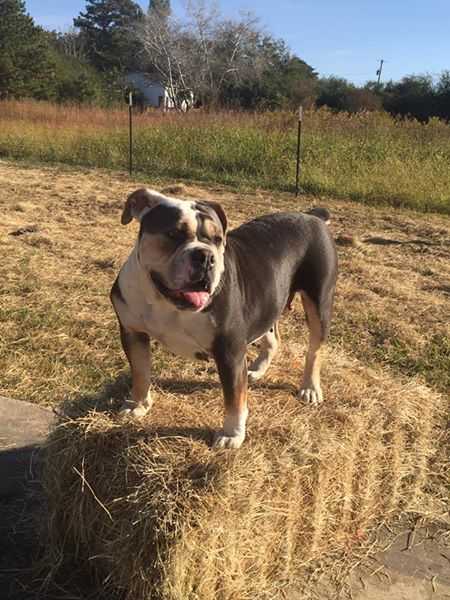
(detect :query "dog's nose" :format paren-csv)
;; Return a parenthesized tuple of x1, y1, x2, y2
(191, 249, 215, 269)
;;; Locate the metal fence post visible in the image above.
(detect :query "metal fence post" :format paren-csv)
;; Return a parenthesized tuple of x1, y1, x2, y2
(295, 105, 303, 196)
(129, 91, 133, 176)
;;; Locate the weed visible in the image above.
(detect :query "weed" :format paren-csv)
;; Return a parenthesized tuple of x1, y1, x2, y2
(1, 100, 450, 213)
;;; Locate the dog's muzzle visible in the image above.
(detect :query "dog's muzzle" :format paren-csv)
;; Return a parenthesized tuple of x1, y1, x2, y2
(151, 255, 215, 311)
(190, 248, 215, 283)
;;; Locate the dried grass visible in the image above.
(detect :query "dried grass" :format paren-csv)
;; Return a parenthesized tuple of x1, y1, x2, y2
(0, 160, 447, 597)
(2, 100, 450, 213)
(41, 348, 445, 600)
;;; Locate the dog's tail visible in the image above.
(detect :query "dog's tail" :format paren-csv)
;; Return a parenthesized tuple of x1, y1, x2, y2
(305, 207, 331, 225)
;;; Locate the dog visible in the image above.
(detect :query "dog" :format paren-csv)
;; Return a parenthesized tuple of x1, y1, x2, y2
(111, 188, 337, 449)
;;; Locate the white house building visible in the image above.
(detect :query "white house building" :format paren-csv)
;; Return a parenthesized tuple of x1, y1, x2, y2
(125, 72, 193, 111)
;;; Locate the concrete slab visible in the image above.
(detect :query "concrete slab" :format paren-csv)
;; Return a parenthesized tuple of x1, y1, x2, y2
(0, 397, 55, 598)
(0, 397, 54, 497)
(0, 397, 54, 451)
(350, 527, 450, 600)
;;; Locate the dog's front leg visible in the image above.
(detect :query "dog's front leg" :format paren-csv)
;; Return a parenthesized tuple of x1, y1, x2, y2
(213, 337, 248, 449)
(119, 324, 153, 417)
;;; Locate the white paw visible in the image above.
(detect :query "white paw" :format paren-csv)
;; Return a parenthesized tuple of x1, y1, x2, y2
(212, 431, 245, 449)
(248, 368, 265, 383)
(298, 385, 323, 406)
(120, 403, 151, 418)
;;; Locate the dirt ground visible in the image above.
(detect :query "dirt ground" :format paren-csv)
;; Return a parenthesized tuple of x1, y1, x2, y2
(0, 159, 448, 599)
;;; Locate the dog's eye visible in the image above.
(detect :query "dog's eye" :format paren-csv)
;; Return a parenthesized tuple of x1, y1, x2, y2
(167, 229, 185, 242)
(213, 236, 223, 246)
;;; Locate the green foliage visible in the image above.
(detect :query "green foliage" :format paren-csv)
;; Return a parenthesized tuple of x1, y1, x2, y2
(42, 32, 106, 104)
(383, 75, 436, 121)
(363, 73, 450, 122)
(0, 0, 449, 116)
(316, 77, 354, 111)
(148, 0, 170, 17)
(1, 105, 449, 214)
(0, 0, 57, 100)
(435, 71, 450, 120)
(316, 77, 381, 113)
(222, 38, 318, 109)
(73, 0, 144, 72)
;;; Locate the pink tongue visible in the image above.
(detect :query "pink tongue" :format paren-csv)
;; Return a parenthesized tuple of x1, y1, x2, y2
(180, 291, 210, 309)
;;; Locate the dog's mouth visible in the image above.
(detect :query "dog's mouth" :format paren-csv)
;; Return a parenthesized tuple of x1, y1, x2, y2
(150, 271, 212, 311)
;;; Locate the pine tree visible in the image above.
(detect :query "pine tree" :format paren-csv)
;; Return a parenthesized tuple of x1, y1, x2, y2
(0, 0, 57, 99)
(148, 0, 170, 18)
(74, 0, 144, 72)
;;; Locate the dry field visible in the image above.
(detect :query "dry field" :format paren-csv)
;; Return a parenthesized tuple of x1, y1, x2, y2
(2, 100, 450, 213)
(0, 160, 449, 598)
(1, 159, 448, 406)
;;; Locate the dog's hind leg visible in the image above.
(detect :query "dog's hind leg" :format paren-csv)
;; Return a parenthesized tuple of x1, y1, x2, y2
(298, 289, 333, 406)
(248, 322, 280, 382)
(119, 325, 153, 417)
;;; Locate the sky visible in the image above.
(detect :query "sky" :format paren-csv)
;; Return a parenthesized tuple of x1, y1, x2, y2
(25, 0, 450, 85)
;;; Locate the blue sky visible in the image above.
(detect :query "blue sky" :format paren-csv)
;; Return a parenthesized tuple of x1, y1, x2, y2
(25, 0, 449, 85)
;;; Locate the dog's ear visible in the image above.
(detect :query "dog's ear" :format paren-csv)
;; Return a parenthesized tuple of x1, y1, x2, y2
(121, 188, 166, 225)
(201, 201, 228, 235)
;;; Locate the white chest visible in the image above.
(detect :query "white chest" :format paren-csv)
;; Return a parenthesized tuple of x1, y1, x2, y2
(116, 260, 216, 360)
(142, 306, 215, 359)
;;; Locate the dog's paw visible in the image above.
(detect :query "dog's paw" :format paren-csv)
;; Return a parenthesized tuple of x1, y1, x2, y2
(298, 385, 323, 406)
(212, 431, 245, 449)
(119, 403, 151, 418)
(248, 368, 265, 383)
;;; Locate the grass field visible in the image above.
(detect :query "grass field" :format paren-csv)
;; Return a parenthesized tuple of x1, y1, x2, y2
(1, 100, 450, 214)
(0, 159, 448, 406)
(1, 160, 448, 598)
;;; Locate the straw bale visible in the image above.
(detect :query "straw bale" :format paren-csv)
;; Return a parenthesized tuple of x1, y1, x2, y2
(42, 348, 445, 599)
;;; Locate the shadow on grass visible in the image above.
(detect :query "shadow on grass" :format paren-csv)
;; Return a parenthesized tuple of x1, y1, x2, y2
(56, 370, 297, 423)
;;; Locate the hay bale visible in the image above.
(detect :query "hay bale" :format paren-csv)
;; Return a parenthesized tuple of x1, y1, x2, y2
(42, 350, 444, 600)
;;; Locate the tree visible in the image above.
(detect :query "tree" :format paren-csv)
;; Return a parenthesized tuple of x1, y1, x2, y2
(148, 0, 170, 18)
(316, 77, 382, 113)
(74, 0, 144, 72)
(383, 75, 436, 121)
(316, 77, 355, 111)
(0, 0, 57, 99)
(262, 45, 318, 109)
(220, 38, 317, 109)
(137, 1, 296, 108)
(54, 26, 87, 61)
(435, 71, 450, 121)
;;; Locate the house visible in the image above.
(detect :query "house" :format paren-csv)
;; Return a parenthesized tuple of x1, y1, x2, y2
(125, 72, 193, 111)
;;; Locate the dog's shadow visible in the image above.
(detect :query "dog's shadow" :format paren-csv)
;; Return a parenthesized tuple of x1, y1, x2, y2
(54, 371, 296, 445)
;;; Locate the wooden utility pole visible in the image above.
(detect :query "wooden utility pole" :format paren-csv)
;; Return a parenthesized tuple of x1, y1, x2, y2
(376, 59, 385, 85)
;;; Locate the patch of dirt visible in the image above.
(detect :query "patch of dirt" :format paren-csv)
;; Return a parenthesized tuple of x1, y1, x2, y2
(349, 524, 450, 600)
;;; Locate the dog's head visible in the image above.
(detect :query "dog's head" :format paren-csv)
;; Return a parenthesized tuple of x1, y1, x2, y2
(121, 188, 227, 312)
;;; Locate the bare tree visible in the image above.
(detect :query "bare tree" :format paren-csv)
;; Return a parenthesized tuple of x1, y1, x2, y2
(56, 26, 87, 61)
(136, 0, 267, 108)
(186, 2, 263, 105)
(137, 10, 191, 108)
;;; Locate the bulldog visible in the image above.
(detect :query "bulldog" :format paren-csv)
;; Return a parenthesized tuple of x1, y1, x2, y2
(111, 188, 337, 449)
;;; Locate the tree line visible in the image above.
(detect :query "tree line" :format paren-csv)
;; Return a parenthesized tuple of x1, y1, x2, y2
(1, 0, 449, 121)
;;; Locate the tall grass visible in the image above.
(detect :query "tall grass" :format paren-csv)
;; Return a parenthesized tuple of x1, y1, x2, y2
(1, 99, 449, 213)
